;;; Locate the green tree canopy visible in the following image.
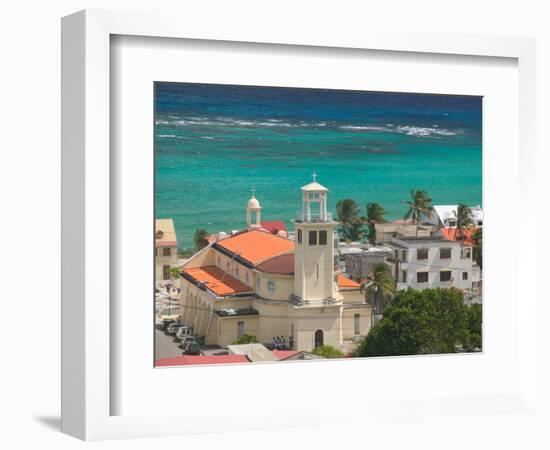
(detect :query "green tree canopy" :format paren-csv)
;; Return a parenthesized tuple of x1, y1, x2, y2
(463, 303, 482, 351)
(356, 288, 482, 357)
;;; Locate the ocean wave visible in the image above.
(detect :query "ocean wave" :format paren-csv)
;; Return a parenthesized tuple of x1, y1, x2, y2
(157, 134, 177, 138)
(157, 115, 459, 137)
(156, 115, 329, 129)
(340, 125, 388, 131)
(340, 123, 458, 137)
(395, 125, 457, 136)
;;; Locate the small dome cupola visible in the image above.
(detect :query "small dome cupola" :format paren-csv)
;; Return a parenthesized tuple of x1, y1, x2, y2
(246, 188, 262, 228)
(247, 196, 261, 209)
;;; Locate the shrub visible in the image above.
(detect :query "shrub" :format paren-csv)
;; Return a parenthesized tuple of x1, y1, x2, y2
(232, 334, 258, 345)
(312, 344, 345, 359)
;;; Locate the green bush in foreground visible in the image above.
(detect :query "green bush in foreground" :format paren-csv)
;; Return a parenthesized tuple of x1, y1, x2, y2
(356, 288, 482, 357)
(312, 344, 345, 359)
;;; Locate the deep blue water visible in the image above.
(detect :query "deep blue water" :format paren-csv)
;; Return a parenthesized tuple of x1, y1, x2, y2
(155, 83, 482, 250)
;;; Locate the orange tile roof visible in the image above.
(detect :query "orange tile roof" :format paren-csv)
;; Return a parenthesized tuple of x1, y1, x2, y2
(338, 273, 361, 289)
(182, 266, 252, 297)
(440, 227, 478, 246)
(216, 229, 295, 265)
(256, 253, 295, 275)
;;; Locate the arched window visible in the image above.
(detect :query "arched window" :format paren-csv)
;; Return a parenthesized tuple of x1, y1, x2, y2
(314, 329, 324, 348)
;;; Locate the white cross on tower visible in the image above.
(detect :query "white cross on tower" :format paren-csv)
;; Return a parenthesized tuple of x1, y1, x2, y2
(311, 171, 317, 182)
(251, 186, 256, 197)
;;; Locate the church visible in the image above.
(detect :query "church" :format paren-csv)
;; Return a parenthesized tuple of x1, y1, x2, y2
(178, 178, 373, 353)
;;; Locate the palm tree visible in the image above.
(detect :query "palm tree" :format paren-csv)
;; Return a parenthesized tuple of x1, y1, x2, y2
(361, 263, 396, 317)
(402, 189, 433, 235)
(364, 202, 386, 244)
(169, 267, 182, 280)
(473, 228, 482, 268)
(336, 198, 361, 241)
(193, 229, 209, 252)
(344, 218, 366, 242)
(455, 203, 473, 241)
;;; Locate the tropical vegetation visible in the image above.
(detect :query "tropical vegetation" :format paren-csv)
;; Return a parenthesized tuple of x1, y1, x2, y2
(402, 189, 433, 234)
(364, 202, 386, 244)
(473, 227, 483, 268)
(312, 344, 345, 359)
(193, 228, 210, 252)
(335, 199, 364, 241)
(232, 334, 258, 345)
(355, 288, 482, 357)
(169, 267, 182, 280)
(360, 263, 396, 315)
(455, 203, 473, 241)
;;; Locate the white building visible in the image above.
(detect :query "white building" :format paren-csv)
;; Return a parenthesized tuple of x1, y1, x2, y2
(387, 235, 478, 292)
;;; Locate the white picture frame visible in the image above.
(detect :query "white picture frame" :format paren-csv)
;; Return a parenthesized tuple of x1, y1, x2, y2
(61, 9, 538, 441)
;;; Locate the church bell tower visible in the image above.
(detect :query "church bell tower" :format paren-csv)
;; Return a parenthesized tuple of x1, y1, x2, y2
(293, 173, 336, 301)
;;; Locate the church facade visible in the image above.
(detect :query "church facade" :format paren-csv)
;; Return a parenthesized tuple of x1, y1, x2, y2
(178, 179, 373, 353)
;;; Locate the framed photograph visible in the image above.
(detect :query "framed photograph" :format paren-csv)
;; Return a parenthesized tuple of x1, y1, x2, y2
(62, 9, 537, 441)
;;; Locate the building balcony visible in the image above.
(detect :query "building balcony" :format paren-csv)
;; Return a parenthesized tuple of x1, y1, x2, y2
(295, 211, 333, 223)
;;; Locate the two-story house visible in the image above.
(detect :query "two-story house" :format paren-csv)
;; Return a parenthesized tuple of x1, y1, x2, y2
(387, 235, 476, 292)
(155, 218, 178, 288)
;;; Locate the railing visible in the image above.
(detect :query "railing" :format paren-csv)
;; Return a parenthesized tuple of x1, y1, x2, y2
(295, 211, 333, 222)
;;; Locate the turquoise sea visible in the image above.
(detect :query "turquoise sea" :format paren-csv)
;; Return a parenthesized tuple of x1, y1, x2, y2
(155, 83, 482, 250)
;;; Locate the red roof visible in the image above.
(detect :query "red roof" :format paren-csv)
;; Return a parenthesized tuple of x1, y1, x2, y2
(216, 229, 294, 265)
(272, 350, 299, 360)
(182, 266, 252, 296)
(155, 355, 249, 367)
(155, 240, 177, 247)
(260, 221, 288, 233)
(256, 253, 295, 275)
(338, 273, 361, 289)
(440, 227, 478, 246)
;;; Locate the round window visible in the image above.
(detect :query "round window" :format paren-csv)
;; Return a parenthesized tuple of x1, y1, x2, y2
(267, 280, 276, 293)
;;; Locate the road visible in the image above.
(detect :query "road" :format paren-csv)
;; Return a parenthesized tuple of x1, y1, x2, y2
(155, 329, 183, 360)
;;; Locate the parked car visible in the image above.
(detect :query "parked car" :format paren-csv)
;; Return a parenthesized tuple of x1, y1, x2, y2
(184, 341, 201, 355)
(179, 335, 198, 350)
(165, 322, 184, 335)
(175, 326, 193, 341)
(159, 318, 176, 331)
